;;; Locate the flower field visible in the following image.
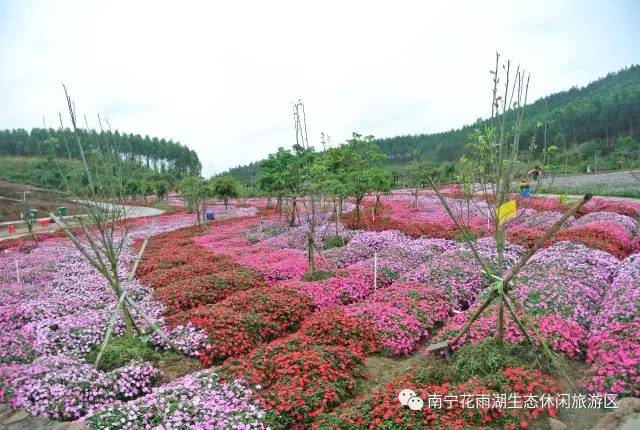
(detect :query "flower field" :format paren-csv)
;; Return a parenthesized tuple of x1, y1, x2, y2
(1, 192, 639, 429)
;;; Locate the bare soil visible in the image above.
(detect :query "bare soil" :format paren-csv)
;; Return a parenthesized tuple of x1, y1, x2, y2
(0, 180, 81, 223)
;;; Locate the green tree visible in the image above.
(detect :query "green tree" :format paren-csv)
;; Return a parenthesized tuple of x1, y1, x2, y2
(154, 180, 170, 201)
(179, 176, 210, 225)
(211, 175, 240, 209)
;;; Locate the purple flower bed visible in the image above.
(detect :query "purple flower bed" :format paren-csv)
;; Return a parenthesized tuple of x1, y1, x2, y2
(85, 370, 267, 429)
(0, 215, 219, 421)
(575, 211, 639, 236)
(512, 242, 618, 328)
(369, 282, 452, 328)
(592, 254, 640, 327)
(287, 270, 376, 310)
(0, 355, 159, 420)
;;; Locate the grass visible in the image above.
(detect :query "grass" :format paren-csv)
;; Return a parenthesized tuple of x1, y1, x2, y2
(153, 200, 173, 212)
(301, 270, 334, 282)
(449, 339, 540, 382)
(323, 235, 348, 249)
(86, 335, 181, 372)
(542, 185, 640, 199)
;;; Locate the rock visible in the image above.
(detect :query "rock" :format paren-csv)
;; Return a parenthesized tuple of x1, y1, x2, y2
(2, 411, 28, 426)
(619, 413, 640, 430)
(548, 417, 567, 430)
(616, 398, 640, 417)
(0, 410, 11, 422)
(63, 423, 88, 430)
(592, 413, 620, 430)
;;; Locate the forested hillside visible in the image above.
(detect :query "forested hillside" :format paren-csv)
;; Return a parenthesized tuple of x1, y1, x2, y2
(376, 64, 640, 163)
(228, 65, 640, 182)
(0, 128, 201, 176)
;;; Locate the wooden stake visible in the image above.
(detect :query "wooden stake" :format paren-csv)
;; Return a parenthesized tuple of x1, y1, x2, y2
(373, 252, 378, 290)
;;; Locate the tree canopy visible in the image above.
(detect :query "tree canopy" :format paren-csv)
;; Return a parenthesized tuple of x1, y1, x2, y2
(0, 127, 201, 176)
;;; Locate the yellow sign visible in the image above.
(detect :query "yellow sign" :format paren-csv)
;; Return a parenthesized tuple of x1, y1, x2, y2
(498, 200, 517, 224)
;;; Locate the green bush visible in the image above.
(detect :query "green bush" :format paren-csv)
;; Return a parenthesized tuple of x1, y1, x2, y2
(323, 235, 348, 249)
(86, 335, 180, 371)
(451, 339, 536, 383)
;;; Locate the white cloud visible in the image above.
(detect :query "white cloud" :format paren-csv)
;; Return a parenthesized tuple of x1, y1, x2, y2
(1, 0, 638, 174)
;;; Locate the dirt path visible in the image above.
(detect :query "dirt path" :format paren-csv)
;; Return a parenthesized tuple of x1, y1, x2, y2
(0, 203, 164, 242)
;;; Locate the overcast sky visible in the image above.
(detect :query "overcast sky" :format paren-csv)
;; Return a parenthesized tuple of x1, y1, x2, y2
(1, 1, 639, 175)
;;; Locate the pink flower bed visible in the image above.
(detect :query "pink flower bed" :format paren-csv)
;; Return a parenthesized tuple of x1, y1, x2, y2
(584, 320, 640, 397)
(283, 268, 377, 310)
(1, 356, 159, 420)
(435, 306, 587, 359)
(345, 303, 425, 356)
(369, 282, 452, 328)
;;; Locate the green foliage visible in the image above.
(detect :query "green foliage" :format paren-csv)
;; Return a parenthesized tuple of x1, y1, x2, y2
(256, 145, 315, 199)
(450, 339, 535, 383)
(323, 235, 348, 249)
(228, 65, 640, 180)
(0, 156, 178, 194)
(0, 127, 201, 176)
(155, 180, 170, 200)
(210, 175, 240, 207)
(86, 335, 179, 372)
(179, 176, 208, 212)
(301, 270, 334, 282)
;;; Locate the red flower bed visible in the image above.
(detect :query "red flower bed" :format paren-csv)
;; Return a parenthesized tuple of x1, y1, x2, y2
(135, 225, 266, 315)
(296, 309, 378, 356)
(317, 366, 561, 430)
(579, 198, 640, 218)
(221, 286, 313, 339)
(185, 286, 312, 365)
(509, 220, 633, 259)
(516, 197, 570, 213)
(221, 335, 366, 429)
(155, 266, 264, 314)
(342, 203, 465, 240)
(545, 221, 632, 259)
(507, 225, 544, 249)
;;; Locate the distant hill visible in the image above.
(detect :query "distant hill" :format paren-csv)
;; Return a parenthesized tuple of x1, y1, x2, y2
(0, 128, 201, 177)
(227, 64, 640, 182)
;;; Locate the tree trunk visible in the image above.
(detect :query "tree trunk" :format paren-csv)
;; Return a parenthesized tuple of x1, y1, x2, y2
(355, 197, 362, 225)
(290, 197, 297, 226)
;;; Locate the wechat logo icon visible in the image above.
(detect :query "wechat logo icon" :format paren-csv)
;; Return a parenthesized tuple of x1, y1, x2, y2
(398, 389, 424, 411)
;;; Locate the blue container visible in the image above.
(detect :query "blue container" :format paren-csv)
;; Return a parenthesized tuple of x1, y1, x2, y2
(520, 187, 531, 198)
(206, 211, 215, 221)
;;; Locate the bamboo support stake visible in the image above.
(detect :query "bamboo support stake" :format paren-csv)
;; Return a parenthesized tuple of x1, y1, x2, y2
(15, 260, 21, 284)
(428, 177, 495, 278)
(501, 194, 592, 287)
(373, 252, 378, 291)
(124, 296, 179, 351)
(94, 290, 127, 367)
